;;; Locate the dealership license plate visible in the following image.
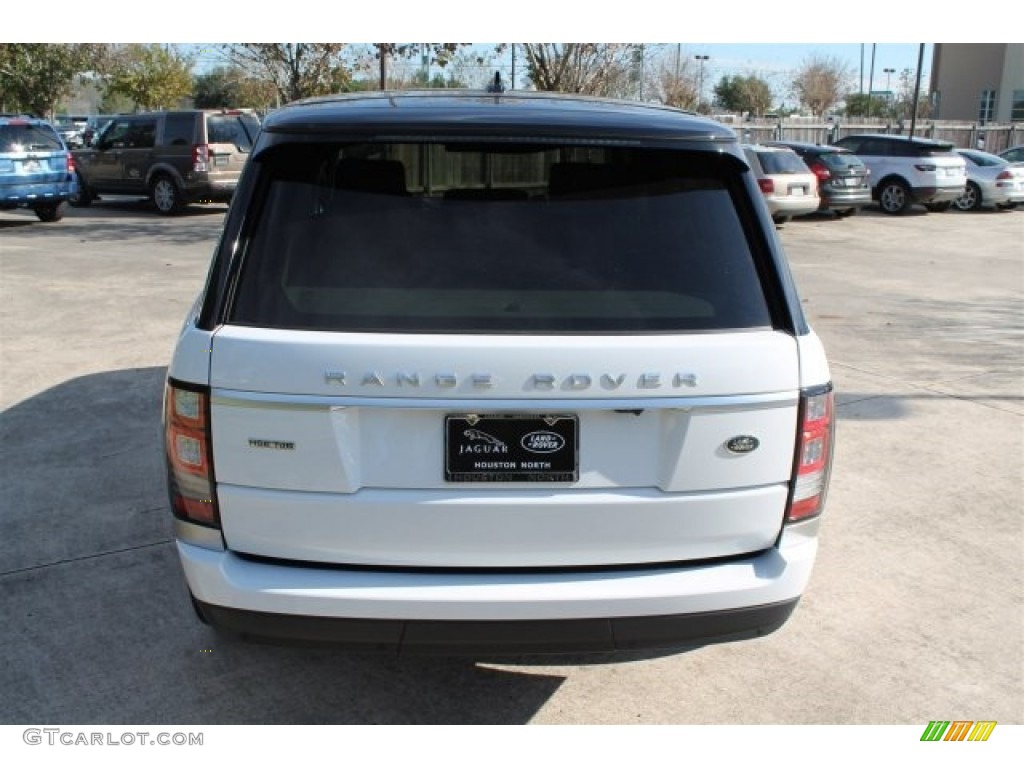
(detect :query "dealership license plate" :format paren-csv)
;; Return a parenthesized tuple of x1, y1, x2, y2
(790, 185, 806, 196)
(214, 155, 229, 166)
(445, 415, 578, 482)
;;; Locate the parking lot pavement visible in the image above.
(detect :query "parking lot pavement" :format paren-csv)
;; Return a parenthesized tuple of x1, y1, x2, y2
(1, 202, 1021, 724)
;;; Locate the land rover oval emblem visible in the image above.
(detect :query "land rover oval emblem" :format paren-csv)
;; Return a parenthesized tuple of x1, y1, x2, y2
(725, 436, 760, 454)
(521, 431, 565, 454)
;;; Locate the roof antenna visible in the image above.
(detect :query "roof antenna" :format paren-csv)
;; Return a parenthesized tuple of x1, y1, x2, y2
(486, 72, 505, 93)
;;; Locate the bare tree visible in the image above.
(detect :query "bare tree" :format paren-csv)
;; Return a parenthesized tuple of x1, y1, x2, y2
(790, 54, 853, 116)
(366, 44, 477, 89)
(222, 44, 350, 105)
(647, 55, 698, 109)
(894, 67, 932, 120)
(520, 44, 636, 96)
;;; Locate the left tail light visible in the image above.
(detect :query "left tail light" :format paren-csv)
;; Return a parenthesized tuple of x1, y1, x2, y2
(192, 144, 209, 173)
(66, 154, 75, 175)
(786, 385, 835, 523)
(165, 380, 219, 527)
(809, 161, 830, 181)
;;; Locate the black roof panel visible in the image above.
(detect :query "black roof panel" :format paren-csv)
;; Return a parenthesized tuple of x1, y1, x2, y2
(261, 90, 737, 145)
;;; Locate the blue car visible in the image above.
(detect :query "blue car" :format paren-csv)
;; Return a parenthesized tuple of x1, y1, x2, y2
(0, 116, 78, 222)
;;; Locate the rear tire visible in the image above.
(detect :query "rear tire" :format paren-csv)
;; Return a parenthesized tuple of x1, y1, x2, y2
(151, 174, 183, 215)
(878, 179, 912, 214)
(34, 202, 66, 222)
(953, 182, 981, 212)
(68, 172, 93, 207)
(189, 593, 211, 625)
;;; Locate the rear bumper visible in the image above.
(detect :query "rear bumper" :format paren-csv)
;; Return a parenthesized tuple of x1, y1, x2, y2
(821, 187, 872, 209)
(910, 185, 963, 204)
(0, 180, 75, 207)
(196, 597, 799, 654)
(765, 196, 820, 217)
(177, 518, 819, 653)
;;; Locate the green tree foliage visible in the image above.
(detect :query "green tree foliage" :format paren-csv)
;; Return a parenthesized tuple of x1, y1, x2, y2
(102, 44, 194, 111)
(192, 65, 278, 110)
(0, 43, 106, 118)
(193, 67, 238, 108)
(791, 54, 853, 117)
(222, 44, 351, 104)
(713, 74, 773, 116)
(842, 92, 873, 117)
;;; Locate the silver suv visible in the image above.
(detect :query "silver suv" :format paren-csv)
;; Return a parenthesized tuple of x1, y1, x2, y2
(832, 134, 966, 214)
(165, 91, 834, 654)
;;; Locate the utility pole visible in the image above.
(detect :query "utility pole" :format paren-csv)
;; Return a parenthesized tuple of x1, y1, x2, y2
(860, 43, 864, 94)
(379, 44, 387, 90)
(909, 44, 925, 138)
(867, 44, 876, 117)
(511, 44, 516, 90)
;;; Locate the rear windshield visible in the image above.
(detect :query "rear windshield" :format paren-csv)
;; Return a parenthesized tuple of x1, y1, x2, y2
(229, 142, 772, 333)
(756, 151, 808, 174)
(821, 151, 865, 170)
(207, 114, 260, 151)
(0, 124, 63, 152)
(959, 150, 1006, 167)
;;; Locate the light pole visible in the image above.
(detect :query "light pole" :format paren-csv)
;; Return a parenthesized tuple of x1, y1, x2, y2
(883, 67, 895, 92)
(883, 67, 895, 117)
(694, 55, 709, 111)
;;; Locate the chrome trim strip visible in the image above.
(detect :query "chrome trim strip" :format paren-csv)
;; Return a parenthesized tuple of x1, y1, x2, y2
(174, 519, 226, 551)
(211, 390, 797, 412)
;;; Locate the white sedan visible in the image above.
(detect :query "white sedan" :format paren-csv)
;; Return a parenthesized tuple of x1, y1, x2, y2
(955, 149, 1024, 211)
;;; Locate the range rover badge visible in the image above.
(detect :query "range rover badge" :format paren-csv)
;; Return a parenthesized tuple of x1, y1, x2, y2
(725, 436, 760, 454)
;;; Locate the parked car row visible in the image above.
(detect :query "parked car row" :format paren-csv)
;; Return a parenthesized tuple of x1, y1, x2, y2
(744, 133, 1023, 224)
(5, 110, 1023, 228)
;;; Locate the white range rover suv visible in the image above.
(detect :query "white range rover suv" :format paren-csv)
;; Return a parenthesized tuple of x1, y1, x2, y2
(164, 90, 834, 654)
(832, 133, 966, 214)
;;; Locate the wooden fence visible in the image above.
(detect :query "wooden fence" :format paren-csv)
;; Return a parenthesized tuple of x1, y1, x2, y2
(724, 118, 1022, 153)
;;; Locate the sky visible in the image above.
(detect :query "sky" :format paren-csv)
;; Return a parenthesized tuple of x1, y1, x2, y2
(11, 0, 1004, 103)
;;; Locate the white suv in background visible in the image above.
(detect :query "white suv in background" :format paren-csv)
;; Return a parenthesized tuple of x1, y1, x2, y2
(164, 91, 835, 654)
(832, 133, 966, 214)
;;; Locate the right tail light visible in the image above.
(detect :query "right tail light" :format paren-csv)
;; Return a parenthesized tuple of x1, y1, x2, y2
(786, 385, 835, 523)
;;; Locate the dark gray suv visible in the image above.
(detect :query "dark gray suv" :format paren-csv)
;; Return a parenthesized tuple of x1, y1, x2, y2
(70, 109, 259, 214)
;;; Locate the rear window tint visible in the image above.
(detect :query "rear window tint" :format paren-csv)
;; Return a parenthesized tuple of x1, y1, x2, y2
(229, 142, 772, 334)
(756, 151, 808, 174)
(207, 114, 259, 151)
(820, 151, 864, 170)
(0, 124, 63, 152)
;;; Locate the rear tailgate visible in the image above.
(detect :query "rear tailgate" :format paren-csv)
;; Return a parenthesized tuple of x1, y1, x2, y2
(205, 113, 258, 183)
(209, 328, 799, 567)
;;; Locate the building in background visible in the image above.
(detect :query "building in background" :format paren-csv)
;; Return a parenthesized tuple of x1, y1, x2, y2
(930, 44, 1024, 123)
